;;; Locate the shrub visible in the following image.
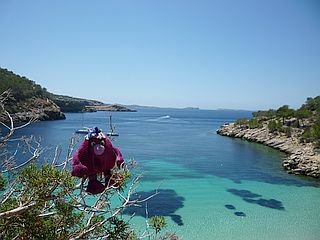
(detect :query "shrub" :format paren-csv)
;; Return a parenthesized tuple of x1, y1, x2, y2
(268, 120, 282, 133)
(235, 118, 248, 126)
(248, 118, 262, 129)
(283, 127, 292, 137)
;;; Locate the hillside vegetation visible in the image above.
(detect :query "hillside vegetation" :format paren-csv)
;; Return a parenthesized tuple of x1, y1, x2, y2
(0, 68, 66, 122)
(0, 68, 51, 113)
(0, 68, 50, 101)
(234, 96, 320, 147)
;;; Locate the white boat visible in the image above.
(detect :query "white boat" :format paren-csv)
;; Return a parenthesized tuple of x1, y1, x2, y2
(75, 127, 90, 134)
(107, 132, 119, 137)
(75, 113, 90, 134)
(107, 114, 119, 137)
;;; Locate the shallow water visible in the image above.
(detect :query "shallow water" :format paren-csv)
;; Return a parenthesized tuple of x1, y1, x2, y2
(7, 109, 320, 240)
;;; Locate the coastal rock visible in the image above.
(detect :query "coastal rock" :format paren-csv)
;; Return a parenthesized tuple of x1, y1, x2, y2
(217, 123, 320, 179)
(1, 97, 66, 123)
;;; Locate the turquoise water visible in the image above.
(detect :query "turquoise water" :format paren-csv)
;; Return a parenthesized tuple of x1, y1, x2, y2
(7, 109, 320, 240)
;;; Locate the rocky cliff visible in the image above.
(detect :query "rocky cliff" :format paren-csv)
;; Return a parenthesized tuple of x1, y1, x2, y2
(0, 97, 65, 123)
(217, 123, 320, 178)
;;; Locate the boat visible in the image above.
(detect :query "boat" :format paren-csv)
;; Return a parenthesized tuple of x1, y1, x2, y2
(75, 127, 90, 134)
(107, 114, 119, 137)
(75, 113, 90, 134)
(106, 132, 119, 137)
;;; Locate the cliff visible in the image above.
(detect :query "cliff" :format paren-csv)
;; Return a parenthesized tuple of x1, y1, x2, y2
(0, 97, 65, 123)
(0, 68, 66, 122)
(217, 123, 320, 178)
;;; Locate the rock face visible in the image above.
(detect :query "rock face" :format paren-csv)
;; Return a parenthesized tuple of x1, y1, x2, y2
(1, 97, 66, 123)
(217, 123, 320, 178)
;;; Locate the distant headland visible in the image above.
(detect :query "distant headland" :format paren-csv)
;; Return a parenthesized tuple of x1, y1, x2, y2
(52, 94, 136, 113)
(0, 68, 135, 123)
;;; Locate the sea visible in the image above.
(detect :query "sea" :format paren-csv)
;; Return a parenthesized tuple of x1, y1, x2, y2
(6, 108, 320, 240)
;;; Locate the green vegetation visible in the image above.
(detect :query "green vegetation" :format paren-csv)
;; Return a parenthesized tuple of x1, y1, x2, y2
(149, 216, 167, 235)
(283, 126, 292, 137)
(104, 217, 137, 240)
(267, 120, 283, 133)
(0, 68, 53, 114)
(248, 118, 262, 129)
(301, 96, 320, 113)
(276, 105, 295, 124)
(249, 96, 320, 146)
(235, 118, 248, 126)
(0, 164, 84, 239)
(232, 96, 320, 146)
(0, 68, 50, 102)
(300, 118, 320, 146)
(252, 109, 276, 119)
(0, 174, 5, 191)
(235, 118, 263, 129)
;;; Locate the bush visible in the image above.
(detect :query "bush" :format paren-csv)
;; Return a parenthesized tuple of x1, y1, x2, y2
(301, 128, 313, 143)
(300, 118, 320, 146)
(283, 127, 292, 137)
(268, 120, 283, 133)
(248, 118, 262, 129)
(252, 109, 276, 119)
(235, 118, 248, 126)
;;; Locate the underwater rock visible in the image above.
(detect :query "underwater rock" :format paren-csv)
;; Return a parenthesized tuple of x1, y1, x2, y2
(225, 204, 236, 210)
(234, 211, 246, 217)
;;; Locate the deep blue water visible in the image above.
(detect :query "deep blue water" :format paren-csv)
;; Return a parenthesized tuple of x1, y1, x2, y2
(4, 108, 320, 239)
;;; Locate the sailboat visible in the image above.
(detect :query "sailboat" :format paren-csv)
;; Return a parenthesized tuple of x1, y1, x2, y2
(106, 114, 119, 137)
(75, 113, 90, 134)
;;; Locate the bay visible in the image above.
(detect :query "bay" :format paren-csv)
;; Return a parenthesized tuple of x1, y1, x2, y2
(8, 109, 320, 240)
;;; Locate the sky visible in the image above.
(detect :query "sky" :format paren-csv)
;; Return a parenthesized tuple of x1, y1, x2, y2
(0, 0, 319, 110)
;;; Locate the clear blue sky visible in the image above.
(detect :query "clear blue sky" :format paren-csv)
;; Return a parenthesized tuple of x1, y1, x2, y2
(0, 0, 319, 110)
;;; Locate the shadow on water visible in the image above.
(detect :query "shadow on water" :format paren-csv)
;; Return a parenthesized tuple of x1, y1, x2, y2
(227, 189, 262, 198)
(224, 204, 236, 210)
(224, 204, 247, 217)
(234, 212, 246, 217)
(243, 198, 285, 210)
(227, 188, 285, 210)
(123, 189, 185, 226)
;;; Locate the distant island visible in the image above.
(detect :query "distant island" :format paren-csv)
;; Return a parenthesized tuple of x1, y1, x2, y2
(0, 68, 135, 123)
(217, 96, 320, 178)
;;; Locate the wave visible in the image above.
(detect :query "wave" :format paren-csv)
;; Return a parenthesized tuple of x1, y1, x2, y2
(158, 115, 170, 119)
(146, 115, 171, 122)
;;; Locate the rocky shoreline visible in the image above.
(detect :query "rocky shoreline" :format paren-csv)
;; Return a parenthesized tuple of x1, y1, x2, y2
(217, 123, 320, 178)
